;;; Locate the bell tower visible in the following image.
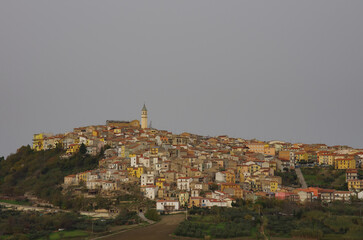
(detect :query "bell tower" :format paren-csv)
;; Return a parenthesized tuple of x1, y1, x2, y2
(141, 104, 148, 129)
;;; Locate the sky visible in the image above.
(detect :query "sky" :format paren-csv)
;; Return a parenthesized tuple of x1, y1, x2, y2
(1, 1, 363, 157)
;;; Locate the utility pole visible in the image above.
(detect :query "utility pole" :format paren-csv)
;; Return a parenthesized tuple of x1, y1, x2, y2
(185, 206, 188, 220)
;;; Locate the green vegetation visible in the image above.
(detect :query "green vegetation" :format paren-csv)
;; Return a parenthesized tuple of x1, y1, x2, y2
(0, 145, 103, 209)
(0, 199, 31, 206)
(174, 206, 259, 238)
(0, 145, 154, 213)
(301, 167, 348, 190)
(275, 170, 299, 186)
(114, 208, 139, 225)
(358, 170, 363, 178)
(145, 209, 161, 221)
(0, 205, 140, 240)
(0, 208, 92, 239)
(175, 199, 363, 239)
(47, 230, 88, 240)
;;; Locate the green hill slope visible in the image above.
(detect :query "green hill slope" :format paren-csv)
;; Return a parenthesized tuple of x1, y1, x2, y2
(0, 145, 102, 207)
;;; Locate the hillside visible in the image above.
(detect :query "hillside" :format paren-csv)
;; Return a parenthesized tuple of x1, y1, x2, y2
(0, 145, 102, 207)
(301, 167, 348, 190)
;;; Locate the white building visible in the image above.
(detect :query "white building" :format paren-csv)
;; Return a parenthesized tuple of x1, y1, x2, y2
(86, 180, 102, 189)
(130, 155, 138, 167)
(139, 157, 151, 168)
(156, 200, 180, 212)
(141, 174, 155, 186)
(102, 181, 116, 191)
(142, 185, 159, 200)
(215, 172, 226, 183)
(334, 191, 352, 201)
(177, 177, 193, 191)
(209, 199, 228, 207)
(358, 191, 363, 200)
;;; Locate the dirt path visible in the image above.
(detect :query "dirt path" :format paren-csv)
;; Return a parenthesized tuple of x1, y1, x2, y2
(97, 214, 185, 240)
(295, 168, 307, 188)
(138, 212, 155, 224)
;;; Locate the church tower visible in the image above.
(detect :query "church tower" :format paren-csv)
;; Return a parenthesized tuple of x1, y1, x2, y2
(141, 104, 148, 129)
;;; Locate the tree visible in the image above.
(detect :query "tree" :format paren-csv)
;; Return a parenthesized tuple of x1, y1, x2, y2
(145, 209, 161, 221)
(79, 143, 87, 155)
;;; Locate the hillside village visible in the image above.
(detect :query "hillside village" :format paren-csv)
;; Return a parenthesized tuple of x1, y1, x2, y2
(32, 105, 363, 212)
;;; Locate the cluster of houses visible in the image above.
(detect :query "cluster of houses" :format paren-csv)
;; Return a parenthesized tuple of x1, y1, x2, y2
(33, 106, 363, 212)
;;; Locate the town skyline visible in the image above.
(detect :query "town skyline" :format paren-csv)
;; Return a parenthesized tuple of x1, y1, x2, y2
(1, 101, 363, 158)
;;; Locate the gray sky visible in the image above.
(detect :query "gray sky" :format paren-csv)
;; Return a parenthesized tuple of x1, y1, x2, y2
(1, 1, 363, 157)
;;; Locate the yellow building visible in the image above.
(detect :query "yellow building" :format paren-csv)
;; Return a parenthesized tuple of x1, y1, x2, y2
(318, 151, 335, 165)
(294, 152, 309, 162)
(156, 177, 166, 189)
(250, 179, 261, 191)
(348, 179, 363, 191)
(225, 172, 236, 183)
(121, 146, 127, 158)
(189, 197, 203, 208)
(239, 173, 245, 183)
(66, 144, 80, 154)
(179, 192, 189, 207)
(113, 128, 122, 134)
(77, 171, 91, 183)
(248, 164, 261, 173)
(127, 167, 144, 178)
(270, 181, 278, 192)
(335, 158, 356, 170)
(32, 133, 53, 151)
(33, 133, 44, 151)
(150, 147, 159, 156)
(220, 183, 240, 192)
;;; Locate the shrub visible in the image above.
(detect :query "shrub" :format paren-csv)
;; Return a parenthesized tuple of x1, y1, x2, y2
(145, 209, 161, 221)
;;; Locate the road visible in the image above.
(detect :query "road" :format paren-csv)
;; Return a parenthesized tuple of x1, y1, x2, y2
(295, 168, 307, 188)
(97, 214, 185, 240)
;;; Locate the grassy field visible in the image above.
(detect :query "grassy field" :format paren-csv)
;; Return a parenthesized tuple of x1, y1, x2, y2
(47, 230, 89, 240)
(174, 207, 259, 238)
(301, 167, 347, 190)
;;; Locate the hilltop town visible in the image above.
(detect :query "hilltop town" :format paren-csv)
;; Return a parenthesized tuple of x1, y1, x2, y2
(31, 105, 363, 212)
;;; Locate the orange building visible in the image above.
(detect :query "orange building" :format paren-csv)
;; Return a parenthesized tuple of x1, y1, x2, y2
(220, 183, 240, 192)
(264, 147, 276, 156)
(246, 143, 265, 154)
(278, 151, 291, 161)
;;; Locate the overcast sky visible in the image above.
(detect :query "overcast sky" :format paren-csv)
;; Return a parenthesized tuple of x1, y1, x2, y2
(1, 1, 363, 157)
